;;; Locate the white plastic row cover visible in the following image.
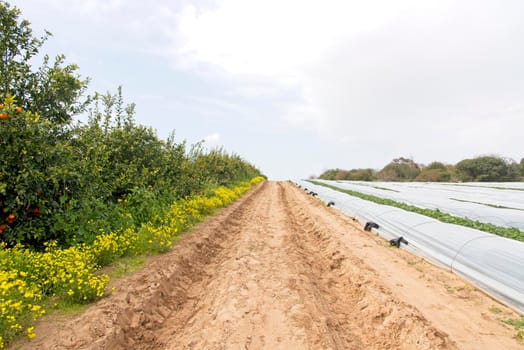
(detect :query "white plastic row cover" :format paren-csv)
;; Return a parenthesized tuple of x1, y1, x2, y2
(296, 180, 524, 314)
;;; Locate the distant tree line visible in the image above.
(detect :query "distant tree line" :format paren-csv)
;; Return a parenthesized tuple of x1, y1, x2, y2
(317, 156, 524, 182)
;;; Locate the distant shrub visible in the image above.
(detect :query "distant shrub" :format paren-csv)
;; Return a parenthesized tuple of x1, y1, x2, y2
(415, 162, 452, 182)
(376, 157, 421, 181)
(456, 156, 519, 182)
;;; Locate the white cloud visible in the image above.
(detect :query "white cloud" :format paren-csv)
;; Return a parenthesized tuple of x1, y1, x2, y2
(168, 1, 455, 125)
(171, 0, 443, 77)
(168, 0, 524, 166)
(204, 132, 221, 145)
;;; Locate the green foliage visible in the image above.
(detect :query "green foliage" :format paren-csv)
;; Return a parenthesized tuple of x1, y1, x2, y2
(501, 315, 524, 342)
(309, 180, 524, 242)
(376, 157, 421, 181)
(415, 162, 452, 182)
(425, 161, 447, 171)
(186, 143, 262, 189)
(0, 90, 262, 248)
(0, 94, 66, 245)
(415, 169, 450, 182)
(456, 156, 519, 182)
(28, 54, 90, 124)
(319, 168, 375, 181)
(502, 315, 524, 329)
(318, 169, 340, 180)
(318, 156, 523, 183)
(339, 168, 375, 181)
(0, 3, 263, 248)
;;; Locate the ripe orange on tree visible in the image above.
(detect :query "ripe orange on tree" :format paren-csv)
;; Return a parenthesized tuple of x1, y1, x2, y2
(6, 214, 15, 224)
(0, 113, 7, 120)
(15, 106, 22, 113)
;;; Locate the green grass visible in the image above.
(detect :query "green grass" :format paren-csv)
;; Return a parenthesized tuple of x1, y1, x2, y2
(308, 180, 524, 242)
(47, 300, 90, 316)
(488, 306, 503, 314)
(108, 255, 148, 279)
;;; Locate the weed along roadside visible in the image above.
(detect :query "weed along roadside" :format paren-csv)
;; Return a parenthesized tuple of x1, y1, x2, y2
(0, 177, 265, 349)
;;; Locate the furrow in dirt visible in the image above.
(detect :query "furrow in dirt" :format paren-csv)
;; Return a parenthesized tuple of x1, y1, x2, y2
(280, 183, 456, 349)
(130, 182, 455, 349)
(18, 181, 520, 350)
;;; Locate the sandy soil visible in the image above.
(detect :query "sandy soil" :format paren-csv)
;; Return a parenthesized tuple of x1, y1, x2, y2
(15, 182, 521, 350)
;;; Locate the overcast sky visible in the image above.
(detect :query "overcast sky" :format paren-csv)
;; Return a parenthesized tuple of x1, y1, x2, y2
(11, 0, 524, 179)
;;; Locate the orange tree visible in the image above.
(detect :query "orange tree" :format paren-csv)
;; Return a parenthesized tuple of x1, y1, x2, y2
(0, 86, 262, 248)
(0, 94, 73, 245)
(0, 1, 262, 248)
(1, 1, 89, 246)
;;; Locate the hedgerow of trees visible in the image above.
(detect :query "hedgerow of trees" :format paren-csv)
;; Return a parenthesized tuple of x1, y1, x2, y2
(318, 156, 524, 182)
(0, 1, 262, 248)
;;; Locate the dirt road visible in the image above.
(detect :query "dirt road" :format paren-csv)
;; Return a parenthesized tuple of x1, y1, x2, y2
(19, 182, 521, 349)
